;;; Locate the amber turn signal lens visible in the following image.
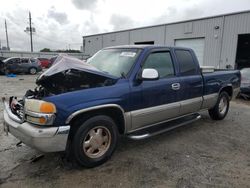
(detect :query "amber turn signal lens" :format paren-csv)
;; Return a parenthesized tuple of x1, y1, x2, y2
(40, 102, 56, 113)
(39, 117, 46, 124)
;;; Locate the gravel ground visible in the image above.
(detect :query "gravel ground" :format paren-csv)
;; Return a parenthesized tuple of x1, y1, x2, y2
(0, 74, 250, 188)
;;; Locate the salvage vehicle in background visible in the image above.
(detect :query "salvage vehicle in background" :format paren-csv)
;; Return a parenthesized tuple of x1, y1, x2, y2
(37, 58, 51, 68)
(3, 45, 240, 167)
(0, 59, 4, 74)
(0, 56, 6, 61)
(49, 56, 58, 65)
(2, 57, 42, 75)
(49, 54, 68, 66)
(240, 68, 250, 99)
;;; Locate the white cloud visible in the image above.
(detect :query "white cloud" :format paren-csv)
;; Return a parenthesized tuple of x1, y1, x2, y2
(0, 0, 249, 51)
(47, 7, 69, 25)
(71, 0, 98, 10)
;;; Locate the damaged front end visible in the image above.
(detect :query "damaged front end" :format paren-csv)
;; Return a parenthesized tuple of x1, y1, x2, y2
(6, 55, 119, 126)
(3, 55, 118, 152)
(26, 55, 118, 99)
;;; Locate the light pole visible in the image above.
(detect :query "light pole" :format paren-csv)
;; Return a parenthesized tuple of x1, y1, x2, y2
(24, 12, 36, 52)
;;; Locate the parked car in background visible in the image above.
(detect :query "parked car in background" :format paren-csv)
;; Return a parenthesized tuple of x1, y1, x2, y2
(0, 56, 6, 61)
(49, 56, 58, 65)
(50, 54, 68, 66)
(0, 59, 4, 74)
(240, 68, 250, 99)
(38, 58, 51, 68)
(2, 57, 42, 75)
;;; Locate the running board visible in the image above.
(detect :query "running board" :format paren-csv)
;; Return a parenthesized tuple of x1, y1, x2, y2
(127, 113, 201, 140)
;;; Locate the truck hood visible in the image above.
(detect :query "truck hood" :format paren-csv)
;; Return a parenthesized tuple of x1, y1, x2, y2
(35, 55, 118, 95)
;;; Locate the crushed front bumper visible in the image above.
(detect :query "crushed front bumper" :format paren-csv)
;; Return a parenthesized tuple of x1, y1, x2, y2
(3, 99, 70, 152)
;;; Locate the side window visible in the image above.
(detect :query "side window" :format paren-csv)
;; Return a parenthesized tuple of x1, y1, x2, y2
(7, 59, 14, 64)
(9, 58, 19, 64)
(21, 59, 29, 64)
(175, 50, 197, 76)
(142, 51, 174, 78)
(14, 58, 20, 64)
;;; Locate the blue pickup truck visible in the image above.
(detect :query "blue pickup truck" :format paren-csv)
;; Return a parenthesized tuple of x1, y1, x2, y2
(3, 45, 240, 167)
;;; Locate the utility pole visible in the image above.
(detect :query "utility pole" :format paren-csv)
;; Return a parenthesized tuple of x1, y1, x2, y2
(5, 19, 10, 50)
(29, 12, 33, 52)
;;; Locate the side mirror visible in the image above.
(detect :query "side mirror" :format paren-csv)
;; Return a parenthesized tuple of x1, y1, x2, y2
(141, 68, 159, 80)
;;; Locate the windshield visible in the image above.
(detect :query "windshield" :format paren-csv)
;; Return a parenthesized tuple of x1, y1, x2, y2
(2, 58, 12, 63)
(88, 48, 141, 77)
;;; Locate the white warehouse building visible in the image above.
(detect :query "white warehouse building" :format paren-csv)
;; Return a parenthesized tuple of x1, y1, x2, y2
(82, 10, 250, 69)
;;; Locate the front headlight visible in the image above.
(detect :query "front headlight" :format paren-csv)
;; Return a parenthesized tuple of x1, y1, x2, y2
(24, 99, 56, 125)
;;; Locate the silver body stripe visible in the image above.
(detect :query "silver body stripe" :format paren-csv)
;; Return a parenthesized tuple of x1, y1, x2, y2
(201, 93, 218, 110)
(66, 93, 220, 133)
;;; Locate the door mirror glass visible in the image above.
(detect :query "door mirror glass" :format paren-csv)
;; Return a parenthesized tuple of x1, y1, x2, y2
(141, 68, 159, 80)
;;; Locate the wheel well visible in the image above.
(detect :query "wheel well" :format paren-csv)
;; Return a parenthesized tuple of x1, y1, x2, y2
(29, 67, 37, 70)
(220, 86, 233, 99)
(69, 107, 125, 134)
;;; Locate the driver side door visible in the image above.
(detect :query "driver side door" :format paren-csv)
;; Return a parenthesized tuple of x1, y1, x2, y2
(130, 49, 181, 130)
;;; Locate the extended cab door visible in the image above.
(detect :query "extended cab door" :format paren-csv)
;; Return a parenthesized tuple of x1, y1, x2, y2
(130, 49, 181, 130)
(174, 49, 203, 115)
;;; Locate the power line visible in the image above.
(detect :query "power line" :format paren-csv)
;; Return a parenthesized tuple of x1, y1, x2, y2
(3, 15, 81, 51)
(35, 34, 81, 47)
(35, 34, 66, 44)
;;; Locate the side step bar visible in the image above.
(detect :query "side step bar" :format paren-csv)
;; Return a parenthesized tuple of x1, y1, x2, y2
(127, 113, 201, 140)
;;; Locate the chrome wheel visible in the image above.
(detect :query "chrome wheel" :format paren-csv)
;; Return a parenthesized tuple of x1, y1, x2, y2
(209, 92, 230, 120)
(83, 126, 111, 159)
(29, 68, 37, 74)
(218, 96, 227, 115)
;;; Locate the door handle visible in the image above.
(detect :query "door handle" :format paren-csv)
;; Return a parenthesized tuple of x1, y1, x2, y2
(171, 83, 180, 90)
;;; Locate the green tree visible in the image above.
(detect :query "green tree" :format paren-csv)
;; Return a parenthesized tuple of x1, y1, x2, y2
(40, 48, 51, 52)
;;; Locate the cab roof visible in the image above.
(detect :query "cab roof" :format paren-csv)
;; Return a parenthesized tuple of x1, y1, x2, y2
(104, 45, 191, 51)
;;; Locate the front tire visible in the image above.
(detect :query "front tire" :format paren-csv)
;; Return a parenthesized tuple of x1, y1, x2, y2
(208, 92, 230, 120)
(70, 115, 118, 168)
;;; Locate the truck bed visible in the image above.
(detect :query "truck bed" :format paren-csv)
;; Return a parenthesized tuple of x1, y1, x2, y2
(202, 69, 241, 96)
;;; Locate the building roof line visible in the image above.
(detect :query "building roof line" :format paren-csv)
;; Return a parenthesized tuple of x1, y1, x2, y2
(82, 9, 250, 38)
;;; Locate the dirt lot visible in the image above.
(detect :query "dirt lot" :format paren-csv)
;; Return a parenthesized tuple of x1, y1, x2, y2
(0, 74, 250, 188)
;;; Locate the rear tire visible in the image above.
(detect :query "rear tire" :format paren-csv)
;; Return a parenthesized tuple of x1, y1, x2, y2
(208, 92, 230, 120)
(29, 67, 37, 75)
(70, 115, 118, 168)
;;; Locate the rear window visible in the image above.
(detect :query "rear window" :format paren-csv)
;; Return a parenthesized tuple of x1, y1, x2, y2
(175, 50, 197, 76)
(38, 58, 48, 61)
(30, 58, 37, 63)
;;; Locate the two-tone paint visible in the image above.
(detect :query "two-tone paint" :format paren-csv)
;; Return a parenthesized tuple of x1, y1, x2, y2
(43, 46, 241, 134)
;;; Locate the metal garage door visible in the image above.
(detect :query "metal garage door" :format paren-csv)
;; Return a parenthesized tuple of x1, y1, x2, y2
(175, 38, 205, 65)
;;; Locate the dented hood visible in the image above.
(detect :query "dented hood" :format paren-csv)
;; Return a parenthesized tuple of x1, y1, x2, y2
(37, 55, 117, 81)
(35, 55, 118, 95)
